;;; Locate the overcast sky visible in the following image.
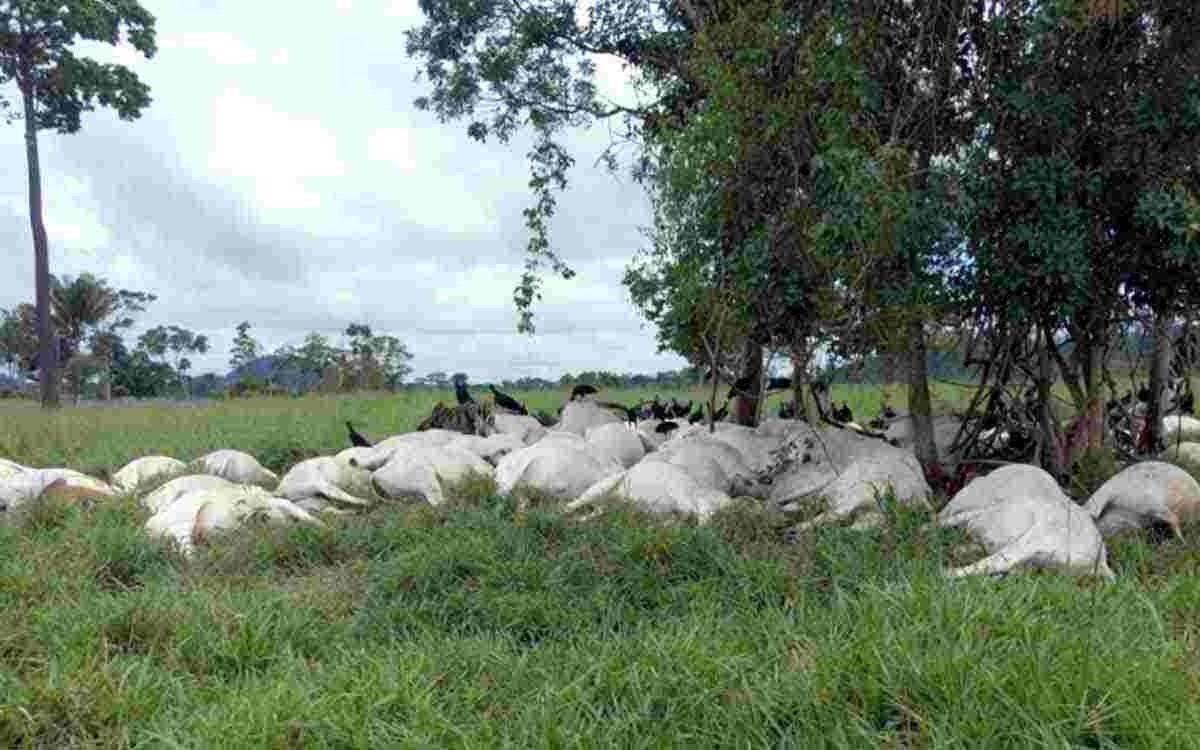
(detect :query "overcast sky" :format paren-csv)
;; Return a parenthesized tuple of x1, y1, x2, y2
(0, 0, 688, 382)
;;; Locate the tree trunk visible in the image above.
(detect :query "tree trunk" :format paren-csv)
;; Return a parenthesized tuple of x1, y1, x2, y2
(21, 81, 59, 409)
(792, 346, 819, 425)
(734, 339, 762, 427)
(907, 318, 939, 468)
(1038, 324, 1063, 477)
(1083, 335, 1105, 451)
(1146, 309, 1171, 454)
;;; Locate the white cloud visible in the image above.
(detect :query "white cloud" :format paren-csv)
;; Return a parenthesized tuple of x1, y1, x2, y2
(365, 127, 417, 171)
(162, 31, 258, 66)
(208, 88, 345, 212)
(271, 48, 290, 65)
(383, 0, 422, 21)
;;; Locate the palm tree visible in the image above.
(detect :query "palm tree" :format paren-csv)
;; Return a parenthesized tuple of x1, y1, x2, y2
(51, 274, 116, 402)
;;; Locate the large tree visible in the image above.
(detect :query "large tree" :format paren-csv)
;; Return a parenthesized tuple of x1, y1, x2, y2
(0, 0, 156, 409)
(625, 0, 970, 445)
(960, 0, 1200, 464)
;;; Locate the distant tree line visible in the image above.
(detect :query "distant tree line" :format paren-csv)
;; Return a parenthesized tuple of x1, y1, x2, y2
(0, 272, 418, 401)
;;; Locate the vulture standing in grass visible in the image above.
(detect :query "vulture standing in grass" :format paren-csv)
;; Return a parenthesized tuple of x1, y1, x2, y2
(833, 403, 853, 423)
(346, 421, 373, 448)
(490, 384, 528, 415)
(455, 380, 474, 405)
(656, 421, 680, 437)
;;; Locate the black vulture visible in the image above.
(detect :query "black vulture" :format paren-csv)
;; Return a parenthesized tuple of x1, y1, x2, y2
(454, 380, 474, 405)
(650, 396, 667, 421)
(490, 384, 528, 415)
(882, 405, 897, 419)
(571, 383, 599, 400)
(832, 402, 853, 422)
(345, 420, 373, 448)
(656, 420, 680, 436)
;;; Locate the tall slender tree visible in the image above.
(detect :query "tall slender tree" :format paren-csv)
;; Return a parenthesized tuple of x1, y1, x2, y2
(0, 0, 157, 408)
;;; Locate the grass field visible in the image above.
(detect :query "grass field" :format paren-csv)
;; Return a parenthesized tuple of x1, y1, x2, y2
(4, 385, 1200, 747)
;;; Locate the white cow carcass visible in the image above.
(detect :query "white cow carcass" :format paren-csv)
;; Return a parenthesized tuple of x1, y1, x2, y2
(554, 400, 622, 437)
(191, 450, 278, 486)
(0, 458, 29, 480)
(145, 485, 323, 556)
(770, 425, 931, 529)
(938, 464, 1114, 579)
(495, 436, 623, 501)
(1084, 461, 1200, 540)
(492, 413, 548, 445)
(0, 468, 115, 511)
(585, 422, 646, 469)
(111, 455, 188, 493)
(348, 429, 464, 471)
(140, 474, 239, 513)
(1163, 415, 1200, 441)
(335, 446, 375, 468)
(275, 456, 373, 508)
(567, 461, 732, 521)
(192, 493, 324, 547)
(446, 433, 528, 466)
(370, 444, 495, 506)
(644, 436, 763, 497)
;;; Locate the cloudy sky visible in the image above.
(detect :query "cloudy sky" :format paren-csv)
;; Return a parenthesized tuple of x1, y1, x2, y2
(0, 0, 687, 382)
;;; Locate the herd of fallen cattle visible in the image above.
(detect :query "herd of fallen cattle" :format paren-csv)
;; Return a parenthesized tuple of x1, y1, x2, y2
(4, 398, 1200, 580)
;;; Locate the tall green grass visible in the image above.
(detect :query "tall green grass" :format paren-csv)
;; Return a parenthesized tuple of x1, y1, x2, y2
(3, 485, 1200, 748)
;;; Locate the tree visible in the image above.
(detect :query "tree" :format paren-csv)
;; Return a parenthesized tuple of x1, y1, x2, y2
(0, 304, 38, 373)
(0, 0, 157, 408)
(275, 332, 340, 385)
(374, 334, 414, 389)
(960, 0, 1200, 465)
(138, 325, 209, 397)
(621, 0, 970, 445)
(229, 321, 262, 372)
(50, 273, 115, 358)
